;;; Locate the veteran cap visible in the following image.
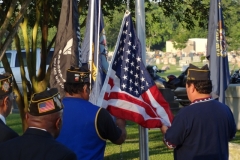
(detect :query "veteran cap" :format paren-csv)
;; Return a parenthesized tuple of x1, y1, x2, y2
(28, 88, 63, 116)
(0, 73, 13, 98)
(187, 64, 210, 81)
(66, 66, 90, 83)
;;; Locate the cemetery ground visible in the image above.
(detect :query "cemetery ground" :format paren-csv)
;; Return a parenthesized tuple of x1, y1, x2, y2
(7, 62, 240, 159)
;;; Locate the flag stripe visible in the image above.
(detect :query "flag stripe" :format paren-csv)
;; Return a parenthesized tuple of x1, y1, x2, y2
(104, 92, 159, 118)
(107, 105, 162, 128)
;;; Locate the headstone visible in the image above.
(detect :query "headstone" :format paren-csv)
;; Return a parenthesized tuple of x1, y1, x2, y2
(156, 57, 160, 64)
(168, 53, 173, 58)
(169, 57, 176, 65)
(163, 57, 169, 64)
(192, 56, 201, 62)
(182, 57, 192, 63)
(228, 55, 233, 62)
(231, 58, 237, 64)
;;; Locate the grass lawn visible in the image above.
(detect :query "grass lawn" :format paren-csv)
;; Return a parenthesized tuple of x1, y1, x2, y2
(6, 113, 240, 160)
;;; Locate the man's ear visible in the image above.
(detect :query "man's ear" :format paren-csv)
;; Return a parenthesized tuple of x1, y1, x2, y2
(55, 117, 62, 130)
(83, 84, 90, 94)
(190, 83, 195, 93)
(3, 96, 9, 109)
(25, 113, 29, 120)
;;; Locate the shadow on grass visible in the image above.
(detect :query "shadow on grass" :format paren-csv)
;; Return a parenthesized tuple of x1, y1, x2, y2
(104, 146, 173, 160)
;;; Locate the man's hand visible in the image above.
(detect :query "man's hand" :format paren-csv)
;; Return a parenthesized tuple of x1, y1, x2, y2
(114, 118, 127, 145)
(116, 118, 126, 128)
(160, 124, 168, 135)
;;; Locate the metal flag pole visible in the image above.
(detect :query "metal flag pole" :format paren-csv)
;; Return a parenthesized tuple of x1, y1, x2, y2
(89, 0, 95, 89)
(135, 0, 148, 160)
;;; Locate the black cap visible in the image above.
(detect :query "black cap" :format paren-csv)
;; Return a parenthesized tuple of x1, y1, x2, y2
(28, 88, 63, 116)
(66, 66, 90, 83)
(0, 73, 13, 98)
(187, 64, 210, 81)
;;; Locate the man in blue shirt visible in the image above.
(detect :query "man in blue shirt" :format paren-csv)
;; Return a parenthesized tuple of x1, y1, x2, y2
(57, 66, 127, 160)
(160, 64, 236, 160)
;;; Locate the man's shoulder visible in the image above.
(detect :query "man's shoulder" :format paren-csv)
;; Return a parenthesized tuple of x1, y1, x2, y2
(2, 134, 74, 153)
(0, 136, 77, 160)
(0, 123, 19, 142)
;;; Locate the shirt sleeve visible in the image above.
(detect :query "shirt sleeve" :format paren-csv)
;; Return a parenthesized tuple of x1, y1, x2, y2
(227, 107, 237, 140)
(96, 108, 122, 142)
(164, 109, 191, 147)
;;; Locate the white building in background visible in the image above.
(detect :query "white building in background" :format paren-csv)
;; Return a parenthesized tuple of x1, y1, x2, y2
(189, 38, 207, 54)
(166, 38, 207, 56)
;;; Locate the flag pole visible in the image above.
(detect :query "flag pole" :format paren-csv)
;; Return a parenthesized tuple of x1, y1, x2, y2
(135, 0, 149, 160)
(95, 0, 101, 97)
(89, 0, 95, 88)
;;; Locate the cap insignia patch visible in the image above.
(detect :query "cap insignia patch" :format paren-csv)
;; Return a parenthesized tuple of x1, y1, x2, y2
(38, 99, 55, 113)
(2, 81, 10, 92)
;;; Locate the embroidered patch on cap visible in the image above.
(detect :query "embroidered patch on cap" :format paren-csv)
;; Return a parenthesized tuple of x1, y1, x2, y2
(66, 66, 90, 83)
(2, 81, 10, 92)
(38, 99, 55, 113)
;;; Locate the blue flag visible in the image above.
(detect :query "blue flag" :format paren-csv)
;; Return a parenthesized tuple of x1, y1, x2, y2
(206, 0, 229, 104)
(81, 0, 109, 105)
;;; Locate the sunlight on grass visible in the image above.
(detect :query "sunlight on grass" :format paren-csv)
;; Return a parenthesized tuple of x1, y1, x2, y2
(104, 122, 174, 160)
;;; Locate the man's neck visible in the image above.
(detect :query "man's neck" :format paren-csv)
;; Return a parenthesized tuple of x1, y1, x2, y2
(65, 93, 83, 99)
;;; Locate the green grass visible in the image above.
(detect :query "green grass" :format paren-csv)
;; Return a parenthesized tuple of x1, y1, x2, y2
(6, 114, 240, 160)
(6, 113, 22, 135)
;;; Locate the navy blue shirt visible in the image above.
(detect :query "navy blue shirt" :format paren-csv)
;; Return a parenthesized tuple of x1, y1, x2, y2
(165, 99, 236, 160)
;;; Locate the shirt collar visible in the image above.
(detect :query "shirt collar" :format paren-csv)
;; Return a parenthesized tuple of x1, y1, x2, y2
(29, 127, 47, 132)
(191, 96, 212, 105)
(0, 114, 6, 124)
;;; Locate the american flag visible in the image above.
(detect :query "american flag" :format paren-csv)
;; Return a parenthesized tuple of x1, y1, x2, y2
(97, 12, 173, 128)
(38, 99, 55, 113)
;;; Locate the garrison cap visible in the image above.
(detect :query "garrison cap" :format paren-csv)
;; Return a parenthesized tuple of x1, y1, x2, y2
(66, 66, 90, 83)
(187, 64, 210, 81)
(0, 73, 13, 98)
(28, 88, 63, 116)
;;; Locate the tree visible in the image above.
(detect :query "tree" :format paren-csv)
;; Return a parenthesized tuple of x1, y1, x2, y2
(145, 3, 175, 51)
(223, 0, 240, 51)
(0, 0, 33, 130)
